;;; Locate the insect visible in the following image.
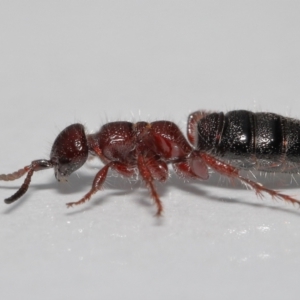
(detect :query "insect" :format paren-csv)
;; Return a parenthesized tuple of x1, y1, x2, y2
(1, 110, 300, 216)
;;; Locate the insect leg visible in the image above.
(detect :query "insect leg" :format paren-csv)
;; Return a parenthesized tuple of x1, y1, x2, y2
(173, 154, 209, 180)
(200, 152, 300, 206)
(66, 162, 113, 207)
(137, 155, 164, 216)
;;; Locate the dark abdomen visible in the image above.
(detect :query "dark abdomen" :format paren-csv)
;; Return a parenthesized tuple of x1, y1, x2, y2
(197, 110, 300, 172)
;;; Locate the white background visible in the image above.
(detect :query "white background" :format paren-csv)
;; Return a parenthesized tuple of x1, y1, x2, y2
(1, 1, 300, 299)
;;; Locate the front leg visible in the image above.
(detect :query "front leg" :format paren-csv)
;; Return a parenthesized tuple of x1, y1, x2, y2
(66, 161, 136, 207)
(66, 162, 112, 207)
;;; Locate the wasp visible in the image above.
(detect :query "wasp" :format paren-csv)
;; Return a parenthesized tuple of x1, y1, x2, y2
(1, 110, 300, 215)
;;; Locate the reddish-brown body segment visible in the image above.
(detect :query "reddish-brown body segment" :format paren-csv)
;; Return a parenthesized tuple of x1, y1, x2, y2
(80, 121, 208, 215)
(1, 112, 300, 216)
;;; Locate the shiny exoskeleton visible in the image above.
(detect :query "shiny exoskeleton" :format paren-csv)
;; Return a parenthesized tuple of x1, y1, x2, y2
(188, 110, 300, 172)
(1, 110, 300, 216)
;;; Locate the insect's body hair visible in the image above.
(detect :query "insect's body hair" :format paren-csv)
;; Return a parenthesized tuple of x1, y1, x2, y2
(1, 110, 300, 216)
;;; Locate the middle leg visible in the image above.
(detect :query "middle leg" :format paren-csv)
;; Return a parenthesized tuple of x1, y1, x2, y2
(137, 155, 168, 216)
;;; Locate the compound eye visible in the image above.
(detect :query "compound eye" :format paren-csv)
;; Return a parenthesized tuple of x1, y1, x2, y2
(50, 124, 89, 181)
